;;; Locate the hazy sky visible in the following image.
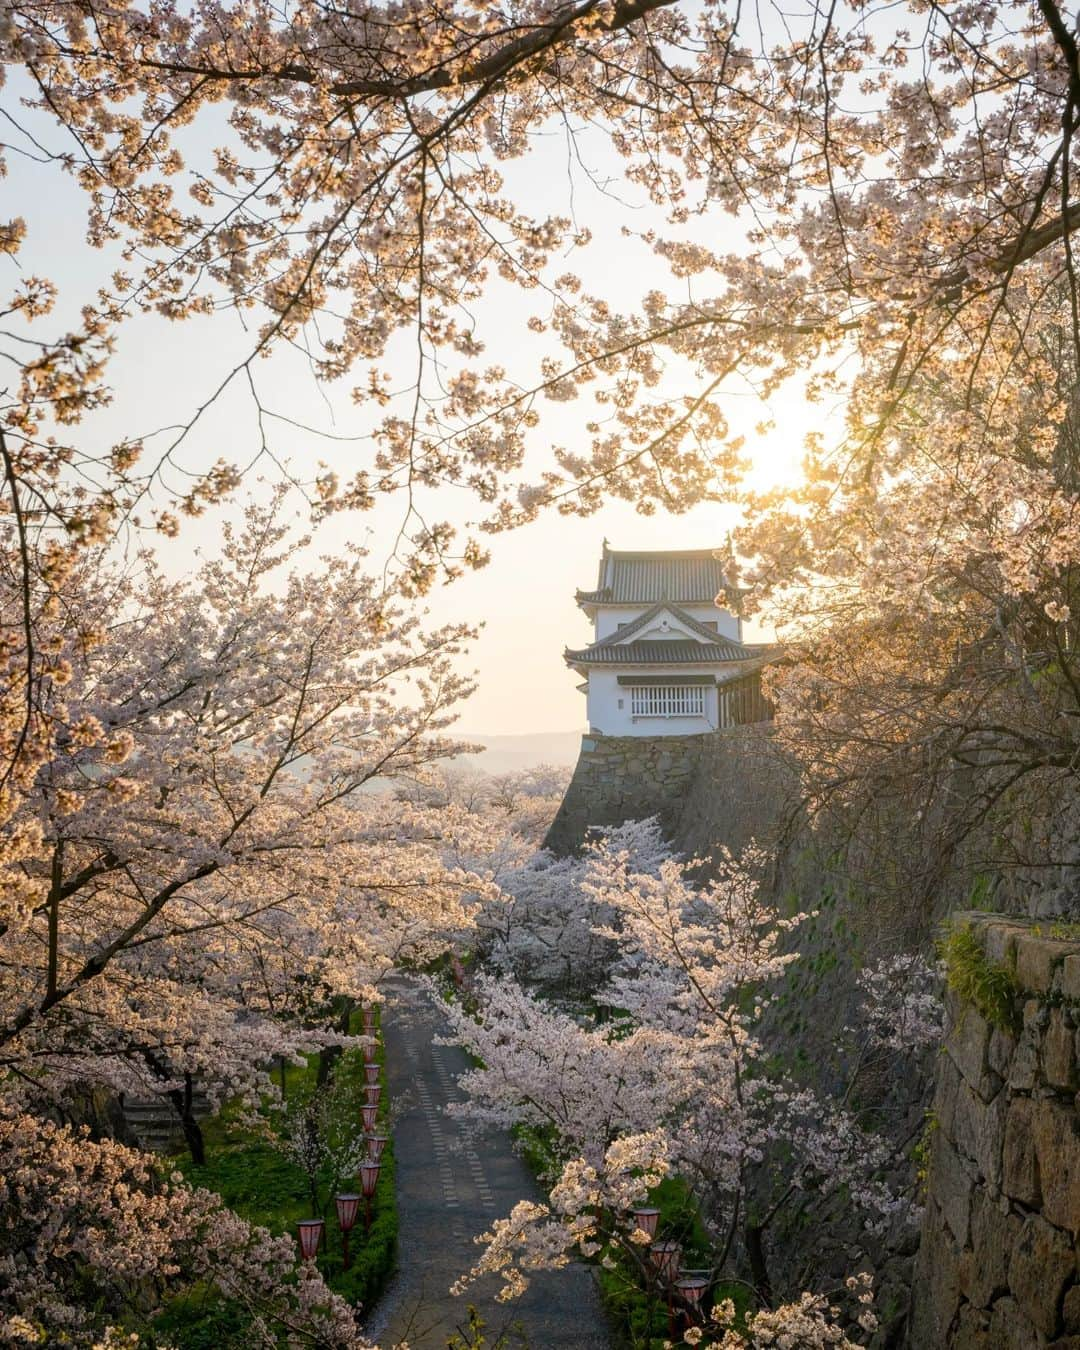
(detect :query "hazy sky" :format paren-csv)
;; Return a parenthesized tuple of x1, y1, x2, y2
(7, 75, 833, 735)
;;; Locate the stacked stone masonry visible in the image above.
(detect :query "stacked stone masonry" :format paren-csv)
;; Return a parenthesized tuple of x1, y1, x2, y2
(543, 726, 782, 856)
(542, 732, 706, 854)
(911, 913, 1080, 1348)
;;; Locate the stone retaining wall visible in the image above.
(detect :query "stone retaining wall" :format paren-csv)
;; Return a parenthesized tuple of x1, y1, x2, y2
(542, 732, 705, 854)
(674, 723, 792, 859)
(911, 912, 1080, 1348)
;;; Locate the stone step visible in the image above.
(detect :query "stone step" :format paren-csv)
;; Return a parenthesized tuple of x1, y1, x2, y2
(121, 1088, 211, 1152)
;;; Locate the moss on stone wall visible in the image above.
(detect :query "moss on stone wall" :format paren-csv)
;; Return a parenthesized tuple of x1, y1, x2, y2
(940, 923, 1021, 1033)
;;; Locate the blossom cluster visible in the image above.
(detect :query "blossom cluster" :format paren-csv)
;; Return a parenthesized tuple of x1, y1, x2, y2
(446, 830, 910, 1324)
(0, 495, 515, 1343)
(0, 1109, 374, 1347)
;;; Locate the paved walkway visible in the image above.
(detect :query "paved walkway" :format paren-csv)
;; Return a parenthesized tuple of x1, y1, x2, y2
(362, 979, 609, 1350)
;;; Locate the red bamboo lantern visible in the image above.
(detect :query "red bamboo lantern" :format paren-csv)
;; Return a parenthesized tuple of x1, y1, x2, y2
(361, 1102, 379, 1131)
(297, 1218, 324, 1261)
(361, 1004, 377, 1032)
(363, 1040, 378, 1065)
(359, 1160, 381, 1199)
(363, 1083, 382, 1105)
(649, 1239, 681, 1283)
(335, 1192, 362, 1231)
(359, 1159, 381, 1232)
(366, 1132, 388, 1161)
(629, 1206, 661, 1239)
(675, 1274, 709, 1309)
(335, 1193, 362, 1270)
(363, 1062, 380, 1085)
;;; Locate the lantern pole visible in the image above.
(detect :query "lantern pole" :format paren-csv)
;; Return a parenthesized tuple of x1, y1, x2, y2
(359, 1159, 381, 1233)
(648, 1238, 681, 1341)
(335, 1193, 362, 1271)
(674, 1273, 710, 1328)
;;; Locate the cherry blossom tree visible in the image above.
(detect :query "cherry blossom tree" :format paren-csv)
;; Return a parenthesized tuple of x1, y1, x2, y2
(444, 834, 921, 1317)
(271, 1072, 378, 1218)
(396, 762, 571, 852)
(0, 494, 504, 1135)
(3, 0, 1080, 924)
(5, 0, 1080, 582)
(0, 1109, 375, 1348)
(475, 816, 671, 997)
(0, 489, 517, 1339)
(741, 315, 1080, 916)
(0, 0, 1072, 1334)
(855, 954, 943, 1057)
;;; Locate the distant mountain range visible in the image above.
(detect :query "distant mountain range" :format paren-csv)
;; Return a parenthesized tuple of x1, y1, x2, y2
(455, 729, 584, 773)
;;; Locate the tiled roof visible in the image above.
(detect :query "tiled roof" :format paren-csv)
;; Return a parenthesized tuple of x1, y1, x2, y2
(714, 654, 776, 684)
(591, 601, 740, 649)
(565, 639, 749, 665)
(576, 548, 727, 606)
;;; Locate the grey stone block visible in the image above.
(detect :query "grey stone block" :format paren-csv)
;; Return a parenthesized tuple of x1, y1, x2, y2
(984, 922, 1026, 967)
(1063, 953, 1080, 1002)
(1043, 1007, 1076, 1090)
(910, 1196, 964, 1350)
(1003, 1097, 1042, 1207)
(987, 1296, 1042, 1350)
(934, 1133, 975, 1246)
(1031, 1096, 1080, 1234)
(989, 1025, 1018, 1079)
(1008, 1213, 1075, 1338)
(1016, 934, 1073, 994)
(952, 1079, 1007, 1189)
(945, 1015, 993, 1096)
(959, 1189, 1020, 1308)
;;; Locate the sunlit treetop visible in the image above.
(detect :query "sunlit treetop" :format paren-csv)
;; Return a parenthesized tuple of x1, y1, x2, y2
(2, 0, 1080, 589)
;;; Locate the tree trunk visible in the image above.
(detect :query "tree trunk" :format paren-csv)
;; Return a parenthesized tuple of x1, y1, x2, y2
(745, 1221, 772, 1305)
(142, 1052, 206, 1164)
(168, 1072, 206, 1165)
(316, 996, 356, 1086)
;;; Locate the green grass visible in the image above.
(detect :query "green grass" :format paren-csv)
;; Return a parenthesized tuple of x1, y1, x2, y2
(940, 923, 1021, 1033)
(150, 1291, 253, 1350)
(154, 1027, 397, 1346)
(510, 1121, 558, 1180)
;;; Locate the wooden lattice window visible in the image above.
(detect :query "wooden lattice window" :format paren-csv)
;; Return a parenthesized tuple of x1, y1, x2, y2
(629, 685, 705, 717)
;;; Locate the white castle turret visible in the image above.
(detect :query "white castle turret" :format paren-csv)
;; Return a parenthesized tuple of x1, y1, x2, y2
(564, 544, 766, 737)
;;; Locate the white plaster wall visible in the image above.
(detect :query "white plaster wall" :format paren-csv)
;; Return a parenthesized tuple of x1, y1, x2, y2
(595, 607, 646, 640)
(586, 670, 720, 737)
(593, 604, 741, 642)
(676, 605, 741, 642)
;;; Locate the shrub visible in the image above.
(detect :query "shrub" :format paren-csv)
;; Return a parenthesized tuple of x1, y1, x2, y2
(940, 924, 1020, 1033)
